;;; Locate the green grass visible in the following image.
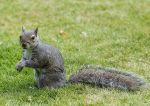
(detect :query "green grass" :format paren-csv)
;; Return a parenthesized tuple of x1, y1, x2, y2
(0, 0, 150, 105)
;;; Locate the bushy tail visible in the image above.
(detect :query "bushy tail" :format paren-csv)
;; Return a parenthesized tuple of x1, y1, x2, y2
(69, 65, 149, 91)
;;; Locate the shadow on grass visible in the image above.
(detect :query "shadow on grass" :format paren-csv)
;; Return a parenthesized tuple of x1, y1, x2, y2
(0, 78, 88, 103)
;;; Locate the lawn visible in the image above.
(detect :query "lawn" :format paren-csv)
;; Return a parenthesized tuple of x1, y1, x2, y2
(0, 0, 150, 105)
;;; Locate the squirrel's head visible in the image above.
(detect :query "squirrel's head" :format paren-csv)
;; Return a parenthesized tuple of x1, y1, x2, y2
(19, 26, 39, 49)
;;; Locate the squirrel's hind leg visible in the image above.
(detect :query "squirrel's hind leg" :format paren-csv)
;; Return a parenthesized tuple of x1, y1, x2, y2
(37, 69, 66, 89)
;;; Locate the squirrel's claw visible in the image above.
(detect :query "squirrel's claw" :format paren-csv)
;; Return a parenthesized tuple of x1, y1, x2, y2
(16, 63, 23, 72)
(16, 65, 23, 72)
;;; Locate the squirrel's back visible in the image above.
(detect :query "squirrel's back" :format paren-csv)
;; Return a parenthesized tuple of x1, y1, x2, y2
(69, 66, 149, 91)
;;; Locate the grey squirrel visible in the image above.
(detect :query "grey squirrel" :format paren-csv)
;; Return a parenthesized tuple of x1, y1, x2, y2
(16, 27, 149, 91)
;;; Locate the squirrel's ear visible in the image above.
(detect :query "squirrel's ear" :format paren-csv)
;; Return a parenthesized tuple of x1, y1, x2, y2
(22, 26, 26, 32)
(34, 27, 38, 36)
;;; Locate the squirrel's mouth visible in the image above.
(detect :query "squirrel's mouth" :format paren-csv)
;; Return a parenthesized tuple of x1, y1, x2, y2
(22, 44, 27, 48)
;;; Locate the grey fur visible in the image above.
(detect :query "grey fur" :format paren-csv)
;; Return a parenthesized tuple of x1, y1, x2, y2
(16, 27, 149, 90)
(16, 27, 66, 88)
(69, 65, 149, 90)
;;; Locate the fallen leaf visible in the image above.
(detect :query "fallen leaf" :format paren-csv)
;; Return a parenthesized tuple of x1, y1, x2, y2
(80, 31, 88, 38)
(28, 96, 32, 102)
(59, 30, 68, 39)
(59, 30, 65, 36)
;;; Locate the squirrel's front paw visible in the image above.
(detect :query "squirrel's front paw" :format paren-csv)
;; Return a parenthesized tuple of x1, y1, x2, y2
(16, 61, 25, 72)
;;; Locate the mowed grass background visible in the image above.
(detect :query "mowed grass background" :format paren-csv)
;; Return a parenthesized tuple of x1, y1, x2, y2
(0, 0, 150, 105)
